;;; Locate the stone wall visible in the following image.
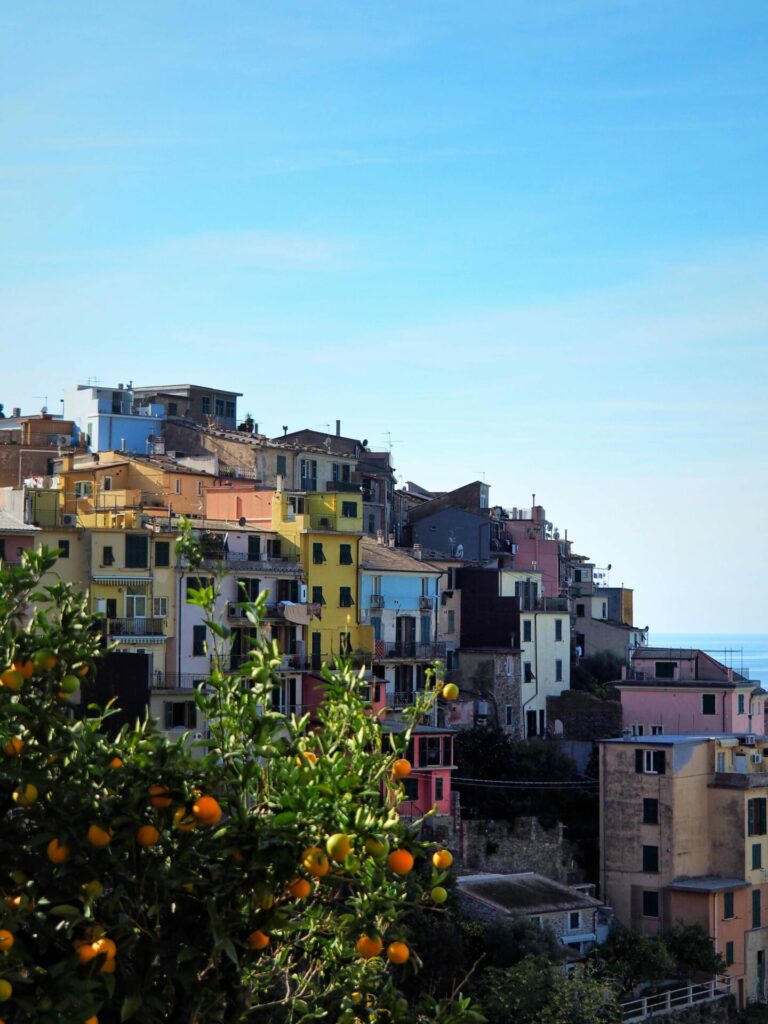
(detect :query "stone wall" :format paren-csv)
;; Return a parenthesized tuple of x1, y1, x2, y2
(458, 816, 579, 883)
(547, 689, 622, 741)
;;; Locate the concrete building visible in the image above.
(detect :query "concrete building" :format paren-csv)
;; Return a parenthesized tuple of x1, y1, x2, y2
(131, 384, 242, 431)
(63, 384, 165, 453)
(0, 410, 84, 488)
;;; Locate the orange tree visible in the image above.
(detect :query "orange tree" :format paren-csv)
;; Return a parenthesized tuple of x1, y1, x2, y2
(0, 537, 482, 1024)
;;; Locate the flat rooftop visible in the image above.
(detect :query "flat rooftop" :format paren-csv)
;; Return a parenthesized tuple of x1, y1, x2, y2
(458, 872, 604, 915)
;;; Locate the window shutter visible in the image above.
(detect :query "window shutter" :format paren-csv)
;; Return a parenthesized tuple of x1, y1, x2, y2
(635, 749, 644, 773)
(653, 751, 665, 774)
(164, 702, 173, 729)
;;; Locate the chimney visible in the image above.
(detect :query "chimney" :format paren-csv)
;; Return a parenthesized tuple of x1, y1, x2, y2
(121, 438, 126, 451)
(12, 408, 20, 418)
(376, 529, 384, 545)
(61, 453, 74, 472)
(335, 419, 341, 436)
(118, 383, 124, 390)
(276, 474, 284, 494)
(413, 543, 422, 560)
(388, 533, 395, 548)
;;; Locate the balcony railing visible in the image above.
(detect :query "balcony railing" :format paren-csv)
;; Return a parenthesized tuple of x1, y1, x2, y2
(620, 978, 731, 1023)
(370, 594, 385, 609)
(152, 673, 203, 690)
(310, 514, 337, 531)
(108, 617, 165, 637)
(200, 553, 301, 574)
(378, 642, 447, 662)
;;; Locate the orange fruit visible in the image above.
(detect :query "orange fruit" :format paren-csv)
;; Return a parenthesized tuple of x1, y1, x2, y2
(432, 849, 453, 870)
(47, 838, 70, 863)
(430, 886, 448, 904)
(87, 824, 112, 848)
(12, 659, 34, 678)
(0, 669, 23, 692)
(74, 662, 90, 678)
(136, 824, 161, 848)
(295, 751, 317, 767)
(12, 783, 37, 806)
(326, 833, 351, 863)
(75, 940, 99, 964)
(192, 795, 222, 826)
(288, 877, 311, 899)
(3, 737, 23, 758)
(172, 807, 197, 831)
(386, 941, 410, 965)
(441, 683, 459, 701)
(148, 784, 171, 808)
(59, 674, 80, 694)
(364, 836, 389, 860)
(81, 880, 104, 899)
(85, 1017, 99, 1024)
(109, 756, 123, 768)
(355, 934, 383, 959)
(32, 649, 57, 672)
(301, 846, 330, 877)
(392, 758, 411, 779)
(4, 896, 21, 910)
(0, 979, 11, 1001)
(247, 930, 270, 950)
(387, 849, 414, 875)
(0, 931, 13, 952)
(100, 956, 116, 973)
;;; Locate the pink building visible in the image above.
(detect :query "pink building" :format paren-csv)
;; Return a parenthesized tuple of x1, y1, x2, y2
(618, 648, 765, 737)
(0, 510, 39, 564)
(503, 505, 561, 599)
(384, 722, 456, 817)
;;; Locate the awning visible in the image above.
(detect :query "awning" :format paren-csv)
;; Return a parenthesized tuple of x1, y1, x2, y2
(92, 576, 153, 585)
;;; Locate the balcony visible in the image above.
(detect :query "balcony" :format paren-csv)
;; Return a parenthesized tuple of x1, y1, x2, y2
(377, 642, 447, 662)
(419, 596, 436, 611)
(325, 480, 361, 493)
(390, 689, 424, 708)
(200, 552, 302, 575)
(108, 617, 165, 637)
(152, 672, 203, 690)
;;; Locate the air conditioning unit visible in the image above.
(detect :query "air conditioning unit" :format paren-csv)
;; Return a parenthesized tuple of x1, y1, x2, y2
(739, 735, 757, 747)
(61, 513, 76, 526)
(477, 700, 489, 716)
(752, 753, 763, 765)
(300, 584, 308, 603)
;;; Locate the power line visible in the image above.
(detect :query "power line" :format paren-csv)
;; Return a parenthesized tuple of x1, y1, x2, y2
(453, 776, 598, 789)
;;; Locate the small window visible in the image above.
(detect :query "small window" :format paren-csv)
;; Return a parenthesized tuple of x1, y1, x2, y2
(753, 890, 762, 928)
(569, 911, 580, 930)
(276, 454, 287, 477)
(186, 576, 211, 599)
(748, 798, 767, 837)
(642, 891, 659, 917)
(555, 659, 563, 683)
(643, 798, 659, 824)
(726, 941, 734, 966)
(267, 538, 282, 558)
(103, 545, 114, 566)
(434, 777, 444, 802)
(574, 569, 582, 583)
(339, 544, 353, 565)
(201, 396, 211, 414)
(523, 620, 532, 643)
(164, 700, 196, 729)
(247, 535, 261, 560)
(125, 534, 148, 569)
(215, 399, 225, 416)
(738, 693, 746, 715)
(74, 480, 92, 498)
(174, 479, 181, 494)
(655, 661, 676, 679)
(642, 845, 659, 873)
(446, 610, 455, 634)
(225, 400, 236, 418)
(555, 619, 563, 641)
(155, 541, 170, 567)
(650, 725, 663, 735)
(102, 476, 112, 491)
(635, 749, 666, 775)
(702, 694, 716, 715)
(339, 632, 352, 655)
(313, 543, 326, 564)
(753, 844, 763, 870)
(341, 501, 358, 518)
(312, 586, 325, 606)
(168, 402, 178, 416)
(57, 539, 70, 558)
(153, 597, 168, 618)
(505, 704, 514, 727)
(197, 481, 203, 497)
(192, 625, 206, 657)
(524, 662, 534, 683)
(724, 892, 734, 919)
(576, 603, 585, 617)
(402, 778, 419, 801)
(339, 587, 354, 608)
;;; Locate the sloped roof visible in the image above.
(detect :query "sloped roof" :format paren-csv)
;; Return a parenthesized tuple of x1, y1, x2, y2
(0, 510, 39, 533)
(458, 873, 604, 915)
(360, 537, 440, 574)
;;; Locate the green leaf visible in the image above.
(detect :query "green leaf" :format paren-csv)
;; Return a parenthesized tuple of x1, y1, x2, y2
(120, 993, 142, 1021)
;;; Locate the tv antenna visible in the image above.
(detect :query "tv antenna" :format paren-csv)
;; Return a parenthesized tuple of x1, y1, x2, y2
(383, 432, 403, 452)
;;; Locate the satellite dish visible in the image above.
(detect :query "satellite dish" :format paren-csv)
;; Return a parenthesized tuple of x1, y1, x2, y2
(362, 439, 368, 447)
(238, 517, 246, 527)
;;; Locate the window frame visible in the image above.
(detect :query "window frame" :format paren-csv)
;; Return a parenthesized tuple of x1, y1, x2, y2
(643, 798, 659, 825)
(125, 534, 149, 569)
(339, 586, 354, 608)
(701, 693, 717, 716)
(154, 541, 170, 567)
(642, 891, 659, 918)
(339, 544, 353, 565)
(341, 500, 358, 518)
(192, 624, 207, 657)
(312, 542, 326, 564)
(642, 845, 659, 873)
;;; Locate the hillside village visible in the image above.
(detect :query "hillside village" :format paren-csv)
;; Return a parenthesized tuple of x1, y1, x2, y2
(0, 383, 765, 1016)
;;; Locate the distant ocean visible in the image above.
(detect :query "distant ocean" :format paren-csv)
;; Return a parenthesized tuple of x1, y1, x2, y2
(649, 633, 768, 686)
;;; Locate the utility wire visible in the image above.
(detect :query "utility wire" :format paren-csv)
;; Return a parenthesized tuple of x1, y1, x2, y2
(452, 776, 598, 789)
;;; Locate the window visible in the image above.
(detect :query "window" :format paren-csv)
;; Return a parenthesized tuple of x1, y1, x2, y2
(312, 542, 326, 564)
(339, 632, 352, 656)
(724, 892, 734, 919)
(102, 476, 112, 492)
(192, 625, 207, 657)
(215, 399, 225, 417)
(246, 535, 260, 560)
(726, 941, 734, 966)
(339, 587, 354, 608)
(125, 534, 148, 568)
(576, 603, 585, 617)
(368, 513, 376, 534)
(419, 737, 444, 767)
(74, 480, 92, 498)
(643, 798, 659, 824)
(556, 659, 563, 683)
(174, 479, 181, 494)
(748, 798, 767, 836)
(701, 694, 716, 716)
(642, 845, 659, 873)
(434, 777, 444, 802)
(153, 597, 168, 618)
(446, 610, 455, 634)
(370, 616, 381, 640)
(154, 541, 169, 567)
(524, 662, 534, 683)
(276, 454, 287, 477)
(602, 602, 607, 618)
(312, 586, 325, 606)
(165, 700, 197, 729)
(555, 619, 563, 641)
(341, 501, 358, 518)
(421, 615, 431, 643)
(635, 749, 666, 774)
(651, 725, 664, 735)
(523, 620, 532, 643)
(339, 544, 353, 565)
(300, 459, 317, 491)
(569, 911, 580, 930)
(267, 538, 281, 558)
(402, 778, 419, 801)
(717, 751, 726, 773)
(642, 891, 659, 917)
(753, 844, 762, 870)
(57, 539, 70, 558)
(125, 594, 146, 618)
(102, 545, 114, 566)
(197, 481, 203, 497)
(225, 400, 236, 419)
(202, 396, 211, 415)
(505, 705, 514, 727)
(753, 889, 762, 928)
(168, 402, 178, 416)
(738, 693, 746, 715)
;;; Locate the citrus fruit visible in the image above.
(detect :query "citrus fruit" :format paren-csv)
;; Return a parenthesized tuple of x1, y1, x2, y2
(47, 838, 70, 863)
(136, 824, 161, 848)
(13, 783, 38, 806)
(301, 846, 330, 877)
(192, 795, 222, 826)
(85, 1017, 99, 1024)
(109, 757, 123, 768)
(441, 683, 459, 701)
(355, 934, 383, 959)
(365, 835, 389, 860)
(432, 849, 453, 870)
(59, 674, 80, 694)
(81, 880, 104, 899)
(0, 669, 23, 692)
(75, 940, 99, 964)
(430, 886, 448, 904)
(12, 659, 34, 678)
(87, 824, 112, 847)
(100, 956, 117, 973)
(392, 758, 411, 779)
(386, 941, 410, 964)
(148, 784, 171, 808)
(0, 979, 11, 1001)
(247, 930, 270, 950)
(3, 737, 23, 758)
(387, 849, 414, 875)
(0, 931, 13, 952)
(326, 833, 351, 862)
(33, 649, 57, 672)
(288, 877, 311, 899)
(173, 807, 197, 831)
(295, 751, 317, 767)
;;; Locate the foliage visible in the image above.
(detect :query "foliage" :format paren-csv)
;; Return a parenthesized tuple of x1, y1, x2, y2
(570, 651, 624, 698)
(482, 913, 563, 968)
(0, 540, 483, 1023)
(591, 926, 676, 996)
(471, 957, 619, 1024)
(662, 923, 726, 980)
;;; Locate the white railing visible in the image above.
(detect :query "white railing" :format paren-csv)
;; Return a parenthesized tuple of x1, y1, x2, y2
(621, 978, 731, 1022)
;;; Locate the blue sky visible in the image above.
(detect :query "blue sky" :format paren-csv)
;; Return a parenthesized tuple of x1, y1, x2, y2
(2, 1, 767, 633)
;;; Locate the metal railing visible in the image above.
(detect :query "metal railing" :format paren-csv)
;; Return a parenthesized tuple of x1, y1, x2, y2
(152, 673, 203, 690)
(201, 554, 301, 573)
(370, 594, 385, 609)
(310, 514, 337, 531)
(108, 617, 165, 637)
(379, 643, 447, 661)
(620, 978, 731, 1022)
(325, 480, 360, 493)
